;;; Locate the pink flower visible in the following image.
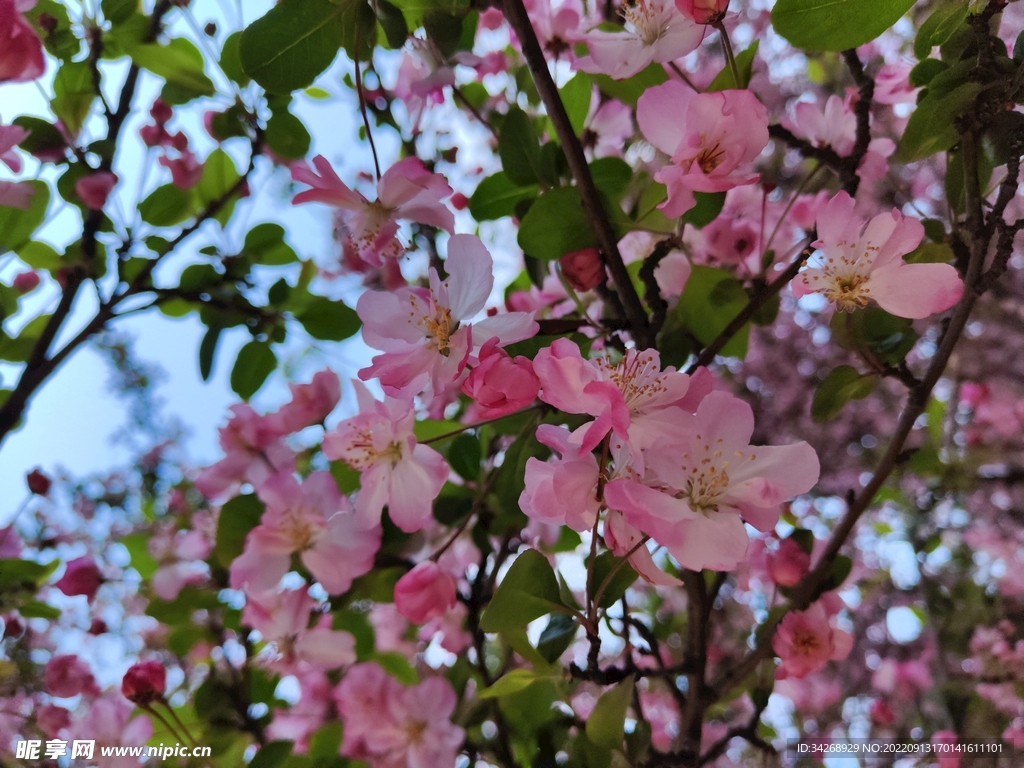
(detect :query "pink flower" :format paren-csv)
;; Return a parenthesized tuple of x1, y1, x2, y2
(75, 171, 117, 210)
(520, 424, 602, 532)
(574, 0, 703, 80)
(229, 471, 380, 595)
(522, 0, 586, 61)
(0, 0, 45, 83)
(462, 337, 540, 419)
(12, 271, 39, 292)
(265, 369, 341, 434)
(335, 663, 465, 766)
(675, 0, 728, 24)
(604, 390, 819, 572)
(66, 694, 152, 768)
(194, 404, 294, 499)
(793, 191, 965, 318)
(0, 180, 35, 208)
(393, 561, 457, 624)
(242, 588, 356, 670)
(0, 123, 29, 172)
(291, 155, 454, 267)
(357, 234, 537, 398)
(322, 384, 448, 532)
(560, 247, 605, 291)
(772, 602, 853, 679)
(394, 38, 456, 126)
(932, 731, 961, 768)
(533, 338, 700, 469)
(53, 556, 103, 600)
(36, 705, 71, 738)
(581, 96, 634, 159)
(874, 63, 917, 105)
(44, 655, 100, 698)
(791, 95, 856, 155)
(638, 83, 768, 217)
(121, 660, 166, 705)
(158, 150, 202, 189)
(767, 537, 811, 587)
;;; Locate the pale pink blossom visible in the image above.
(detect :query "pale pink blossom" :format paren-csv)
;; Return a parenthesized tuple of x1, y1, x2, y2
(874, 63, 917, 105)
(0, 0, 45, 83)
(66, 694, 152, 768)
(358, 234, 537, 397)
(335, 663, 465, 766)
(638, 83, 769, 217)
(462, 337, 540, 419)
(522, 0, 586, 61)
(229, 471, 381, 595)
(574, 0, 703, 80)
(393, 561, 457, 624)
(75, 171, 117, 210)
(0, 180, 34, 208)
(419, 601, 473, 653)
(772, 602, 853, 679)
(0, 123, 28, 172)
(291, 155, 454, 267)
(767, 537, 811, 587)
(932, 731, 961, 768)
(322, 384, 449, 532)
(520, 424, 601, 533)
(793, 191, 964, 318)
(265, 369, 341, 435)
(267, 669, 331, 751)
(242, 587, 356, 670)
(581, 95, 634, 159)
(605, 510, 684, 586)
(44, 655, 100, 698)
(676, 0, 728, 24)
(604, 390, 819, 572)
(394, 38, 455, 126)
(532, 338, 701, 468)
(791, 95, 856, 155)
(773, 671, 843, 711)
(194, 404, 294, 499)
(150, 528, 213, 600)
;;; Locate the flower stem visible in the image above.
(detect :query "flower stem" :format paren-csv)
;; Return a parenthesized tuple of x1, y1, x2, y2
(714, 21, 741, 87)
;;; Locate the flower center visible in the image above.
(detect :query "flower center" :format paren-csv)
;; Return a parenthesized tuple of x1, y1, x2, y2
(696, 142, 726, 173)
(792, 628, 822, 656)
(423, 304, 456, 356)
(823, 273, 870, 312)
(280, 512, 318, 551)
(622, 0, 664, 46)
(601, 351, 668, 413)
(342, 428, 404, 470)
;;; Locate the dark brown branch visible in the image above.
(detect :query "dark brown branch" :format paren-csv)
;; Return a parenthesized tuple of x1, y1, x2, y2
(840, 49, 875, 197)
(638, 236, 680, 339)
(500, 0, 651, 347)
(768, 124, 843, 171)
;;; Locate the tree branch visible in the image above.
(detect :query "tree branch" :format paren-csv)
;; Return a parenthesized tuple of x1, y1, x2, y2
(500, 0, 651, 347)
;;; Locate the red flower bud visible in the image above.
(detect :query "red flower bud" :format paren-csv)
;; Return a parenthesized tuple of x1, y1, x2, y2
(12, 271, 40, 293)
(121, 660, 167, 706)
(26, 468, 51, 496)
(450, 192, 469, 210)
(559, 248, 605, 292)
(53, 556, 103, 601)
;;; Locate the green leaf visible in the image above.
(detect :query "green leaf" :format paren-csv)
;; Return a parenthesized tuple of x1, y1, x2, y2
(239, 0, 375, 94)
(684, 191, 727, 228)
(130, 38, 215, 98)
(0, 182, 49, 254)
(139, 184, 195, 227)
(121, 532, 159, 579)
(295, 296, 361, 341)
(231, 341, 277, 400)
(469, 172, 538, 221)
(13, 117, 66, 160)
(17, 241, 61, 271)
(214, 494, 266, 568)
(308, 723, 343, 764)
(830, 308, 919, 366)
(666, 265, 750, 360)
(480, 549, 569, 632)
(560, 73, 592, 136)
(706, 40, 759, 91)
(196, 148, 242, 216)
(198, 324, 222, 382)
(811, 365, 877, 422)
(589, 157, 632, 201)
(818, 554, 853, 593)
(376, 0, 410, 48)
(478, 669, 543, 699)
(265, 110, 312, 160)
(374, 651, 419, 685)
(249, 741, 293, 768)
(537, 613, 578, 663)
(589, 550, 639, 609)
(898, 82, 982, 162)
(772, 0, 916, 52)
(448, 433, 481, 482)
(243, 223, 298, 265)
(518, 186, 597, 260)
(51, 62, 94, 136)
(0, 558, 59, 589)
(220, 31, 250, 85)
(499, 107, 544, 186)
(102, 0, 137, 25)
(586, 676, 635, 751)
(18, 600, 61, 620)
(915, 1, 970, 61)
(593, 62, 667, 107)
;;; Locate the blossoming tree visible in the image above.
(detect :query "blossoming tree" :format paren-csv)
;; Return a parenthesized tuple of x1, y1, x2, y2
(3, 0, 1024, 766)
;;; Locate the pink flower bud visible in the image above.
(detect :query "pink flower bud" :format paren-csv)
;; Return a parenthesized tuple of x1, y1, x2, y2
(870, 699, 896, 726)
(159, 151, 202, 190)
(150, 98, 173, 125)
(767, 538, 811, 587)
(462, 337, 540, 418)
(36, 704, 71, 738)
(26, 468, 51, 495)
(3, 614, 24, 639)
(44, 654, 100, 698)
(75, 171, 117, 210)
(122, 660, 167, 705)
(12, 271, 40, 293)
(89, 617, 108, 635)
(53, 556, 103, 601)
(675, 0, 729, 24)
(393, 561, 457, 624)
(559, 248, 605, 292)
(450, 192, 469, 210)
